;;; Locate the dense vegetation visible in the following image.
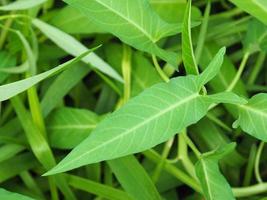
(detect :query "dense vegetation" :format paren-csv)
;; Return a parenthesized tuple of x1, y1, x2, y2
(0, 0, 267, 199)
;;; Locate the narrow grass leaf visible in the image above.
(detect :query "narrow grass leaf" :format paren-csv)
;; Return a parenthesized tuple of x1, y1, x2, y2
(0, 49, 95, 102)
(182, 0, 199, 75)
(108, 155, 161, 200)
(67, 175, 133, 200)
(32, 19, 123, 82)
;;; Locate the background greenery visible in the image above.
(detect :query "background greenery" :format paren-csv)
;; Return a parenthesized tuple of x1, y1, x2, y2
(0, 0, 267, 199)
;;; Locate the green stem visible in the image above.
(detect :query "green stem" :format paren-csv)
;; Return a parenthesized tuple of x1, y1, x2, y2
(0, 12, 14, 49)
(248, 52, 266, 85)
(242, 143, 257, 186)
(122, 45, 132, 104)
(195, 0, 211, 63)
(255, 142, 265, 183)
(152, 55, 170, 82)
(226, 51, 250, 92)
(178, 132, 197, 179)
(151, 137, 174, 183)
(233, 183, 267, 197)
(182, 133, 201, 159)
(143, 150, 202, 193)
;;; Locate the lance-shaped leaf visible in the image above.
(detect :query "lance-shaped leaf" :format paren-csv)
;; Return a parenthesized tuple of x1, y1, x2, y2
(64, 0, 181, 67)
(32, 19, 122, 82)
(43, 47, 246, 175)
(233, 93, 267, 142)
(182, 0, 199, 75)
(229, 0, 267, 26)
(195, 143, 236, 200)
(0, 48, 97, 102)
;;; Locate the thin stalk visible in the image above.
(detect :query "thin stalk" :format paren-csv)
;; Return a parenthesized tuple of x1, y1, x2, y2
(182, 133, 201, 159)
(122, 44, 132, 104)
(0, 11, 15, 49)
(233, 183, 267, 197)
(143, 150, 202, 193)
(178, 131, 197, 179)
(248, 52, 266, 85)
(226, 51, 250, 92)
(242, 144, 257, 186)
(152, 55, 170, 82)
(255, 142, 265, 183)
(206, 112, 232, 132)
(195, 0, 211, 63)
(151, 137, 175, 183)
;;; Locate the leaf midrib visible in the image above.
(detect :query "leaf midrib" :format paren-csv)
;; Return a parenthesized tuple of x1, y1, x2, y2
(200, 159, 213, 200)
(240, 104, 267, 118)
(56, 93, 200, 170)
(94, 0, 156, 42)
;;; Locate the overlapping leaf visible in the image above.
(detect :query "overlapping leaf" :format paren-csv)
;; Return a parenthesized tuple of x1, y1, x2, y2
(64, 0, 181, 67)
(230, 0, 267, 25)
(32, 19, 122, 82)
(0, 49, 96, 102)
(195, 143, 236, 200)
(234, 93, 267, 141)
(45, 47, 246, 175)
(47, 107, 100, 149)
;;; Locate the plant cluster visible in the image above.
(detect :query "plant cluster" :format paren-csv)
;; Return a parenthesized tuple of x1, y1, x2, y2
(0, 0, 267, 199)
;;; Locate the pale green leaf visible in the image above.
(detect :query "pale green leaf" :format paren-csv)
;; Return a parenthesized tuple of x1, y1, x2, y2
(244, 19, 267, 53)
(195, 143, 236, 200)
(47, 107, 100, 149)
(0, 49, 95, 102)
(233, 93, 267, 141)
(64, 0, 181, 67)
(108, 156, 161, 200)
(32, 19, 123, 82)
(44, 48, 230, 175)
(50, 6, 104, 34)
(0, 188, 34, 200)
(182, 0, 198, 75)
(229, 0, 267, 26)
(0, 0, 47, 10)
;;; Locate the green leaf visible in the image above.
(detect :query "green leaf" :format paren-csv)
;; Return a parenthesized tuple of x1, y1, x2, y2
(0, 0, 47, 10)
(195, 143, 236, 200)
(44, 48, 230, 175)
(68, 175, 133, 200)
(50, 6, 104, 34)
(32, 19, 122, 82)
(233, 93, 267, 141)
(0, 188, 34, 200)
(47, 107, 100, 149)
(229, 0, 267, 26)
(244, 19, 267, 54)
(149, 0, 202, 24)
(182, 0, 199, 75)
(108, 156, 161, 200)
(0, 51, 16, 84)
(64, 0, 181, 67)
(41, 62, 91, 117)
(0, 49, 95, 102)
